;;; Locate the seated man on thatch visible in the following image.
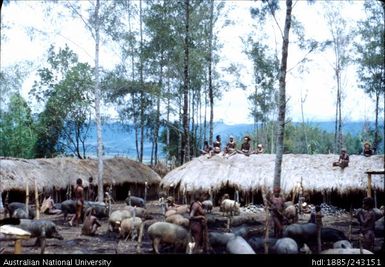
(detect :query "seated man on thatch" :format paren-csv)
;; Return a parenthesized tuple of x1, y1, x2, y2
(332, 148, 349, 168)
(224, 136, 237, 157)
(237, 136, 252, 156)
(200, 141, 213, 157)
(362, 142, 374, 157)
(253, 143, 264, 154)
(212, 135, 222, 155)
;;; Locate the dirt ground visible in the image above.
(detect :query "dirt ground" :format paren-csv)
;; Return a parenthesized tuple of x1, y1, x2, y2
(0, 201, 383, 254)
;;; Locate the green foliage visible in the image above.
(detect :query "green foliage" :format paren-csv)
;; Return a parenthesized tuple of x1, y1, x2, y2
(31, 45, 93, 158)
(0, 93, 37, 158)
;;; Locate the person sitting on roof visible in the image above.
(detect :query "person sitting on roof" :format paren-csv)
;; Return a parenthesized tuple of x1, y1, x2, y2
(200, 140, 213, 157)
(213, 135, 222, 155)
(362, 142, 374, 157)
(224, 136, 237, 157)
(255, 143, 264, 154)
(332, 148, 349, 168)
(237, 136, 252, 156)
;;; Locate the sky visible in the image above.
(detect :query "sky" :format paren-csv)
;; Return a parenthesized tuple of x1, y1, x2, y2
(1, 0, 380, 125)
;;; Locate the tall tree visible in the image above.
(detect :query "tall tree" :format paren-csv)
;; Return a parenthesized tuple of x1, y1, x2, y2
(323, 1, 351, 153)
(181, 0, 191, 165)
(273, 0, 293, 189)
(355, 0, 385, 154)
(0, 93, 37, 158)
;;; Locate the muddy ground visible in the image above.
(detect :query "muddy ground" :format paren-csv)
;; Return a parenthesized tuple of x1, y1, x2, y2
(1, 201, 383, 254)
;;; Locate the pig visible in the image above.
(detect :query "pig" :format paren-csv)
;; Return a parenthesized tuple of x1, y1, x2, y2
(84, 201, 108, 218)
(221, 199, 240, 216)
(147, 222, 190, 254)
(226, 236, 255, 254)
(283, 223, 317, 247)
(6, 202, 35, 219)
(272, 237, 298, 254)
(165, 214, 189, 228)
(321, 248, 373, 254)
(375, 217, 384, 237)
(60, 200, 76, 222)
(247, 236, 278, 254)
(125, 196, 145, 208)
(16, 219, 63, 254)
(202, 200, 213, 213)
(321, 227, 347, 243)
(165, 209, 177, 218)
(108, 210, 132, 232)
(124, 206, 151, 219)
(209, 232, 236, 246)
(283, 205, 298, 224)
(119, 217, 143, 241)
(333, 240, 352, 249)
(12, 208, 30, 219)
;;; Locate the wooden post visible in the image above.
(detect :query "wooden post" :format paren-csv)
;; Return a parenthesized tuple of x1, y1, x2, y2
(367, 173, 372, 197)
(316, 210, 323, 253)
(25, 182, 29, 218)
(264, 206, 270, 254)
(34, 179, 40, 220)
(14, 240, 22, 254)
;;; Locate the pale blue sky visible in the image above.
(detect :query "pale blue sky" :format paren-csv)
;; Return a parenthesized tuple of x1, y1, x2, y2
(1, 0, 379, 124)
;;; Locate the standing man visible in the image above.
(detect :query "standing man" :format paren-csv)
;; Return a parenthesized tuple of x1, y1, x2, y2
(332, 148, 349, 168)
(88, 176, 96, 201)
(189, 193, 208, 253)
(268, 187, 285, 238)
(69, 178, 84, 227)
(356, 197, 376, 251)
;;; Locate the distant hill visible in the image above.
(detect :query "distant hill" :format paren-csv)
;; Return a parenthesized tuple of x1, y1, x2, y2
(78, 120, 379, 160)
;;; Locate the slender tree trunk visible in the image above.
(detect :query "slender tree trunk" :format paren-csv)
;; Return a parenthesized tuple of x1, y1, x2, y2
(93, 0, 104, 202)
(373, 91, 379, 153)
(155, 62, 163, 165)
(181, 0, 190, 165)
(300, 90, 308, 153)
(127, 0, 139, 161)
(166, 78, 170, 155)
(273, 0, 292, 189)
(208, 0, 214, 147)
(139, 0, 144, 163)
(334, 87, 339, 154)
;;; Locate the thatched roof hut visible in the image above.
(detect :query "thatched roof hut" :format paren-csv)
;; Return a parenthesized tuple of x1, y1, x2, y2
(161, 154, 384, 196)
(0, 157, 161, 193)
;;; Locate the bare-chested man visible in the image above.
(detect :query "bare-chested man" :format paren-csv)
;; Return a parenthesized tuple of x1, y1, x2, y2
(213, 135, 222, 155)
(69, 178, 84, 227)
(356, 197, 376, 251)
(190, 193, 208, 253)
(332, 148, 349, 168)
(224, 136, 237, 156)
(238, 136, 251, 156)
(268, 187, 285, 238)
(81, 207, 101, 236)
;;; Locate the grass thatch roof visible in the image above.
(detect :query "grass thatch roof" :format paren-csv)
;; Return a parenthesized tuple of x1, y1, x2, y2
(0, 157, 161, 191)
(160, 154, 384, 195)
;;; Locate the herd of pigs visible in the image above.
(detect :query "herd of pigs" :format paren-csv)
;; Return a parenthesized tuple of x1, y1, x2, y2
(1, 195, 384, 254)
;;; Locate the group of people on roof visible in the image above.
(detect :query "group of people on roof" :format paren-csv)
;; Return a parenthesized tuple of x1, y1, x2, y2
(200, 135, 265, 158)
(332, 141, 375, 169)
